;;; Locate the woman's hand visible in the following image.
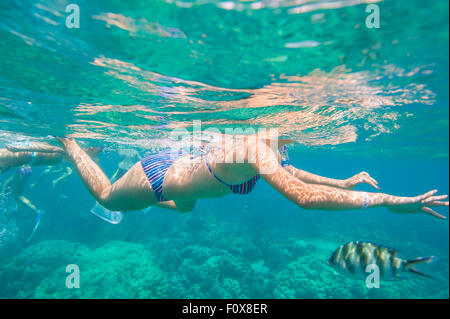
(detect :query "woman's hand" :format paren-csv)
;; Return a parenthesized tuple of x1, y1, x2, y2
(344, 171, 380, 190)
(386, 189, 448, 219)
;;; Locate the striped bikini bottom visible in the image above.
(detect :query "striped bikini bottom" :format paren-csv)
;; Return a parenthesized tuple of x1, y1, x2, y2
(141, 151, 179, 202)
(140, 148, 261, 202)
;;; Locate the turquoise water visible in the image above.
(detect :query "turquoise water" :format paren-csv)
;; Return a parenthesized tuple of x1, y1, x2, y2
(0, 0, 448, 298)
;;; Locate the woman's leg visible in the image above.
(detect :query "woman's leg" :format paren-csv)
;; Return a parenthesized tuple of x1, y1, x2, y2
(57, 137, 155, 211)
(0, 149, 64, 170)
(6, 142, 63, 154)
(0, 149, 32, 171)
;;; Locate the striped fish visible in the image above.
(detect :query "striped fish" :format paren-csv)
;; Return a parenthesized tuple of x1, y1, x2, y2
(326, 241, 436, 279)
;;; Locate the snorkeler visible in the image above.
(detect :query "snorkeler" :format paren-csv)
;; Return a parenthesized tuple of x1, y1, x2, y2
(50, 133, 448, 220)
(28, 165, 73, 200)
(1, 165, 44, 241)
(30, 166, 73, 188)
(0, 143, 103, 237)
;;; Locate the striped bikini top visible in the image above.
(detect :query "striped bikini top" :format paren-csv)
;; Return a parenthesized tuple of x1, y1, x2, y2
(204, 144, 291, 194)
(204, 157, 260, 195)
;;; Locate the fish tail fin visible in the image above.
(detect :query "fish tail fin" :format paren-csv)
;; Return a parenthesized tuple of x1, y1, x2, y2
(408, 267, 435, 279)
(406, 256, 436, 266)
(406, 256, 437, 279)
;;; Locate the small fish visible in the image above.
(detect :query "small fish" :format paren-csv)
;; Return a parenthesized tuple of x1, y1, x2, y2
(327, 241, 436, 279)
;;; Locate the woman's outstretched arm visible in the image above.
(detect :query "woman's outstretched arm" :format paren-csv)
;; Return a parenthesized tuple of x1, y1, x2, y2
(252, 141, 448, 219)
(284, 166, 379, 190)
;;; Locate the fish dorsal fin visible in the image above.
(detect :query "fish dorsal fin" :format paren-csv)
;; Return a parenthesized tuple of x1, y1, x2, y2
(406, 256, 436, 266)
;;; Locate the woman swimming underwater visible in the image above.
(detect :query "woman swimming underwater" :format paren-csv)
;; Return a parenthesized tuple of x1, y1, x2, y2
(45, 133, 449, 219)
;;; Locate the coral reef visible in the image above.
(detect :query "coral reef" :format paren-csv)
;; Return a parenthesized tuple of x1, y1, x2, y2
(0, 209, 447, 299)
